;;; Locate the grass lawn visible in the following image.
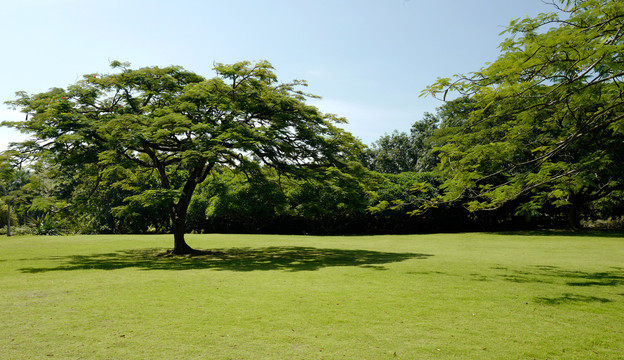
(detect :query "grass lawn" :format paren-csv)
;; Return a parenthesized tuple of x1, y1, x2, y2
(1, 232, 623, 359)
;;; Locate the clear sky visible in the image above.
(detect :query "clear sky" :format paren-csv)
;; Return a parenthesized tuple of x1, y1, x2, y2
(0, 0, 553, 151)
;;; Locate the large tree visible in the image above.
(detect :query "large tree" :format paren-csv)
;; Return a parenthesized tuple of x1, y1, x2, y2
(4, 61, 361, 253)
(423, 0, 624, 228)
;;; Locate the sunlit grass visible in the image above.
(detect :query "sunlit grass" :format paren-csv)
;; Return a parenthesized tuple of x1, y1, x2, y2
(1, 232, 623, 359)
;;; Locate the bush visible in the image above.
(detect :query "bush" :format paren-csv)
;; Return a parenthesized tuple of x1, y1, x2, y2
(0, 226, 33, 236)
(582, 216, 624, 230)
(26, 213, 63, 235)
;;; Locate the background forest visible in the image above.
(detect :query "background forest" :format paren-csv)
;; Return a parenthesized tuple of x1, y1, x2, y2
(2, 0, 623, 237)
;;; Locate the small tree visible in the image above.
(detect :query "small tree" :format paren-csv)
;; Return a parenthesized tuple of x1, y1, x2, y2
(0, 151, 30, 235)
(4, 61, 361, 253)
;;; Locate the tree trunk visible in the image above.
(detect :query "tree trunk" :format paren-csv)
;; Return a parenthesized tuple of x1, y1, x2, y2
(170, 204, 195, 255)
(566, 197, 582, 230)
(161, 162, 214, 255)
(172, 224, 194, 254)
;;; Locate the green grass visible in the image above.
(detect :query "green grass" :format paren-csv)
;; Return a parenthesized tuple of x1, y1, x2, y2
(1, 232, 623, 359)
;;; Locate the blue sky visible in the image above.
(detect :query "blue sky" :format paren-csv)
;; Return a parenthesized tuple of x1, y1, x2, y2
(0, 0, 553, 151)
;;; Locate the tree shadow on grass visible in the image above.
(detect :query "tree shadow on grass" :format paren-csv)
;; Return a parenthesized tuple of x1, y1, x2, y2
(534, 294, 612, 305)
(490, 265, 624, 287)
(487, 265, 623, 305)
(20, 246, 432, 273)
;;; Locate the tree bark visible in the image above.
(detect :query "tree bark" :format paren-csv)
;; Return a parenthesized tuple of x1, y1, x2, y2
(566, 195, 582, 230)
(167, 163, 215, 255)
(169, 201, 195, 255)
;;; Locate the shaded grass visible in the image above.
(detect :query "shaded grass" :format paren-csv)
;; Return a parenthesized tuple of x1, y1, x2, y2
(1, 232, 623, 359)
(19, 246, 431, 273)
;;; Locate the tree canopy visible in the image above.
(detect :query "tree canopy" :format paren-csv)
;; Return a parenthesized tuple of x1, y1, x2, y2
(423, 0, 624, 227)
(360, 114, 438, 174)
(4, 61, 362, 252)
